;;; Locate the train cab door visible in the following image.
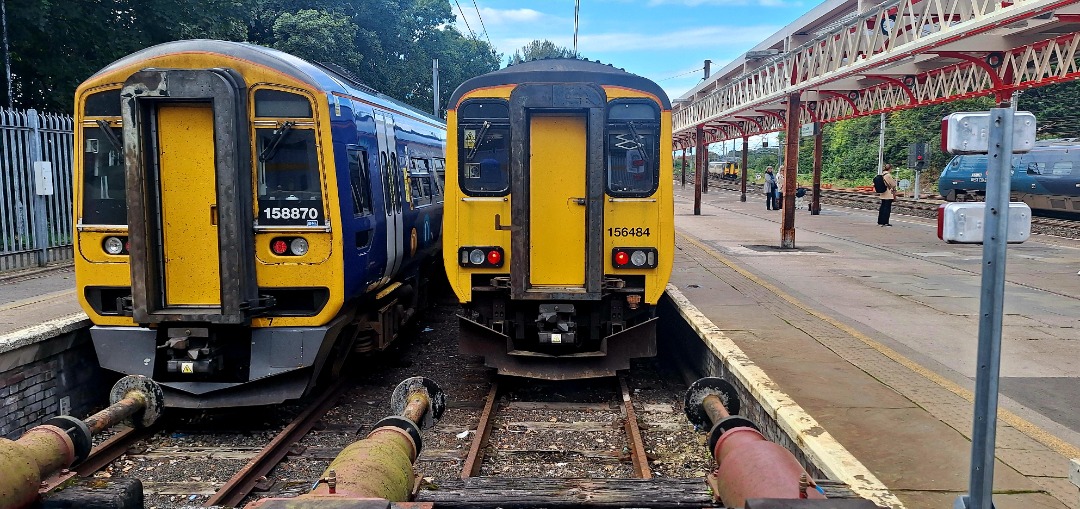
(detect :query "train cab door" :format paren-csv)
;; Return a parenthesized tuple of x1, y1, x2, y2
(509, 84, 606, 300)
(156, 104, 221, 307)
(121, 69, 259, 325)
(374, 112, 404, 285)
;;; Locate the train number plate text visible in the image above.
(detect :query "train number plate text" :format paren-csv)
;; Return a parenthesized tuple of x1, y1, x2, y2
(608, 227, 650, 237)
(258, 199, 324, 226)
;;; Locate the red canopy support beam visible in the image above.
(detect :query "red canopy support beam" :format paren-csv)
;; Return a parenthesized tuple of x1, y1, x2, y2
(781, 93, 800, 248)
(812, 122, 823, 215)
(695, 124, 705, 216)
(741, 136, 749, 202)
(935, 51, 1010, 102)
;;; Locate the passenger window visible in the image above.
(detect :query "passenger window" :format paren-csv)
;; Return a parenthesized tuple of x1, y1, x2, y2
(348, 147, 373, 216)
(606, 101, 660, 197)
(1051, 162, 1072, 175)
(410, 157, 432, 207)
(255, 127, 323, 226)
(81, 123, 126, 225)
(459, 100, 510, 196)
(432, 158, 446, 193)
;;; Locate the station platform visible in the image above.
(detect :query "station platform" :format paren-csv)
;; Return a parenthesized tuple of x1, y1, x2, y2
(0, 265, 83, 339)
(671, 184, 1080, 508)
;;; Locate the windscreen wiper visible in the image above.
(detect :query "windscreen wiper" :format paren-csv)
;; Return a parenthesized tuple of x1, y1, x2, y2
(95, 120, 123, 152)
(259, 121, 296, 161)
(467, 121, 491, 161)
(627, 121, 651, 169)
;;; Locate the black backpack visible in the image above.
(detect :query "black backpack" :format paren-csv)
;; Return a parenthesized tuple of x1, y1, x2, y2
(873, 174, 887, 193)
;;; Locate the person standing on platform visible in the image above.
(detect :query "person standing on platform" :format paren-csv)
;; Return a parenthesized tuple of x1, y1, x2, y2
(764, 166, 777, 210)
(877, 164, 898, 226)
(775, 167, 785, 210)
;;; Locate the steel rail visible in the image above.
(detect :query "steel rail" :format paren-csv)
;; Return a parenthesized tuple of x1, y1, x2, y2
(618, 375, 652, 479)
(39, 425, 156, 493)
(461, 382, 499, 479)
(204, 379, 351, 507)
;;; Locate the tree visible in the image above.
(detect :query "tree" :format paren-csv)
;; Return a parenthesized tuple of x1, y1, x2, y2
(507, 40, 578, 65)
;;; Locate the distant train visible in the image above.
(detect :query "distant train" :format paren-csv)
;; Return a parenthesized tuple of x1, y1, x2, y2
(74, 40, 445, 407)
(442, 59, 675, 380)
(938, 139, 1080, 213)
(709, 161, 740, 182)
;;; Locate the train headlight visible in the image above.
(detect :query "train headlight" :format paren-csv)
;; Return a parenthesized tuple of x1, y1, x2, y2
(103, 236, 126, 255)
(459, 246, 505, 268)
(469, 249, 485, 265)
(290, 238, 309, 256)
(611, 247, 658, 269)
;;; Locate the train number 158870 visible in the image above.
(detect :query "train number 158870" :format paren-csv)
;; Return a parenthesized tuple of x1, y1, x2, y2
(608, 227, 650, 237)
(263, 207, 320, 220)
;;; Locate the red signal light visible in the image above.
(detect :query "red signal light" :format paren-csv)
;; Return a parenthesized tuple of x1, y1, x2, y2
(487, 249, 501, 265)
(271, 239, 289, 255)
(614, 251, 629, 266)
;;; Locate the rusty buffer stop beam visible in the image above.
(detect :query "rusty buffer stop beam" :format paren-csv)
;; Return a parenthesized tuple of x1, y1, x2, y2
(0, 375, 164, 509)
(246, 376, 445, 509)
(684, 377, 827, 508)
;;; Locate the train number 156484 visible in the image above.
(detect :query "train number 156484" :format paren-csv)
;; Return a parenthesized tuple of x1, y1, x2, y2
(608, 227, 650, 237)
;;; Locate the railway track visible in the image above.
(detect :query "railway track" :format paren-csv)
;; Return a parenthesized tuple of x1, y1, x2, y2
(706, 178, 1080, 239)
(52, 303, 861, 508)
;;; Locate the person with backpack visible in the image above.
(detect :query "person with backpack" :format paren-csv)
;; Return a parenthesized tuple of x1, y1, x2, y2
(763, 166, 778, 210)
(875, 164, 898, 226)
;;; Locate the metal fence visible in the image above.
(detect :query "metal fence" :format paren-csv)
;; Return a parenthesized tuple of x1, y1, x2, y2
(0, 109, 75, 272)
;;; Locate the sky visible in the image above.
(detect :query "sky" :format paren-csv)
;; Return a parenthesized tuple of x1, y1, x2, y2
(451, 0, 814, 103)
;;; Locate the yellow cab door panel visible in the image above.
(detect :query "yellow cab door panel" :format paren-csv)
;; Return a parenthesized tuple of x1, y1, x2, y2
(157, 103, 221, 306)
(528, 114, 587, 288)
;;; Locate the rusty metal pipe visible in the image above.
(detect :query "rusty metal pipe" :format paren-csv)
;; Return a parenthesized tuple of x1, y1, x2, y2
(243, 377, 446, 508)
(0, 375, 163, 509)
(83, 392, 147, 435)
(701, 393, 730, 424)
(400, 391, 430, 425)
(685, 377, 825, 507)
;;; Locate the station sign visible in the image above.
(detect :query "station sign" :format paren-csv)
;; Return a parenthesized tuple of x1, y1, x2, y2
(937, 202, 1031, 244)
(800, 122, 818, 138)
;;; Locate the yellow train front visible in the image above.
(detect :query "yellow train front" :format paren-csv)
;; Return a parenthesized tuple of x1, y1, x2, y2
(443, 59, 674, 379)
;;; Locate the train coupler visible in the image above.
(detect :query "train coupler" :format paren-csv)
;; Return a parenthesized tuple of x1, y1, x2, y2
(536, 303, 577, 345)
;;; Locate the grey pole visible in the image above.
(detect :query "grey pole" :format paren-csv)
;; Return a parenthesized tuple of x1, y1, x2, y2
(961, 105, 1015, 509)
(28, 109, 48, 266)
(2, 0, 11, 108)
(432, 59, 440, 117)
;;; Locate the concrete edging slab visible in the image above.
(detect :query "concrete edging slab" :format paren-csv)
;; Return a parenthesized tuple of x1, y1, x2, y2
(0, 313, 91, 356)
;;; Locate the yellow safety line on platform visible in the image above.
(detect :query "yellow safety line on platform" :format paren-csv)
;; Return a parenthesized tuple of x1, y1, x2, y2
(675, 230, 1080, 461)
(0, 289, 75, 313)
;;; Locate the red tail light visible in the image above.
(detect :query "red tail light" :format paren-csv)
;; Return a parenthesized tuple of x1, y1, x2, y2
(614, 251, 629, 266)
(271, 239, 289, 255)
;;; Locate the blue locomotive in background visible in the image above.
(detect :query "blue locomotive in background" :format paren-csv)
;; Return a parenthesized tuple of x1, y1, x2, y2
(938, 139, 1080, 214)
(74, 40, 445, 408)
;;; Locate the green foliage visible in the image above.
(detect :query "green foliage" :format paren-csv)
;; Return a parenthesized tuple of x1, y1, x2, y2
(507, 40, 578, 65)
(5, 0, 501, 115)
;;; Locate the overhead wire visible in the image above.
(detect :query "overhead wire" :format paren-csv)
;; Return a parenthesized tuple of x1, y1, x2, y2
(659, 67, 704, 82)
(470, 0, 492, 46)
(453, 0, 476, 38)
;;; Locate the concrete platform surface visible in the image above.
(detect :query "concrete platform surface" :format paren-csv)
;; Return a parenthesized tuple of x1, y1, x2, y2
(671, 184, 1080, 509)
(0, 264, 82, 338)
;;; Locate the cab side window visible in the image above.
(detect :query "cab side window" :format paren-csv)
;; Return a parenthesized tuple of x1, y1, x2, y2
(459, 100, 510, 196)
(348, 147, 373, 216)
